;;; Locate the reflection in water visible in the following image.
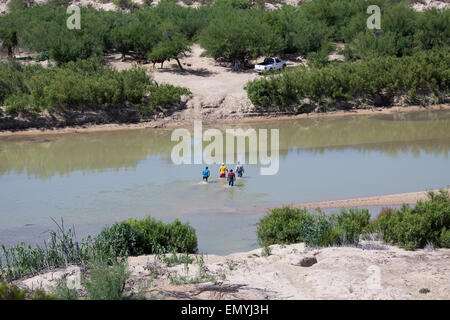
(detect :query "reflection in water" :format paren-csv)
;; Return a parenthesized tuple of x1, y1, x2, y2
(0, 110, 449, 254)
(1, 110, 449, 179)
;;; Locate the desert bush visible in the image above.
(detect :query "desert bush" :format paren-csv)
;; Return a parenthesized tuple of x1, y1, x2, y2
(34, 51, 49, 62)
(93, 222, 143, 264)
(258, 206, 372, 247)
(373, 190, 450, 250)
(82, 262, 131, 300)
(199, 8, 283, 65)
(212, 0, 253, 9)
(7, 0, 28, 12)
(0, 281, 26, 300)
(113, 0, 135, 10)
(51, 279, 79, 300)
(439, 228, 450, 248)
(331, 208, 371, 244)
(256, 206, 311, 246)
(0, 59, 189, 117)
(149, 84, 191, 110)
(246, 48, 449, 112)
(298, 213, 341, 247)
(0, 281, 56, 300)
(127, 217, 198, 254)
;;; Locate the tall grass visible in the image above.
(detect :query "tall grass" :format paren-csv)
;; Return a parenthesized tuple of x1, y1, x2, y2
(0, 216, 198, 281)
(0, 219, 93, 280)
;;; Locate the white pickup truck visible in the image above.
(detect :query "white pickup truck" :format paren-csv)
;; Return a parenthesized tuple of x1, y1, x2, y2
(254, 57, 287, 72)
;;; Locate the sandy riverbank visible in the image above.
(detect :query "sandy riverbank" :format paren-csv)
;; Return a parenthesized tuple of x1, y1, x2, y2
(291, 189, 450, 211)
(15, 242, 450, 299)
(1, 103, 449, 138)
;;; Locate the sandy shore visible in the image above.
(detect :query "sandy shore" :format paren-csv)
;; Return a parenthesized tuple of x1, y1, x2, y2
(16, 242, 450, 299)
(291, 189, 450, 211)
(1, 104, 449, 138)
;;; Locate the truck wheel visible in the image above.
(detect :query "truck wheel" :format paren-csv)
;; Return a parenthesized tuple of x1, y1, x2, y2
(282, 64, 287, 68)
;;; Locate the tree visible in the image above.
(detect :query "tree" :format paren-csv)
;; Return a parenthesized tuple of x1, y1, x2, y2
(148, 32, 190, 70)
(0, 29, 18, 58)
(7, 0, 28, 11)
(109, 18, 138, 61)
(199, 9, 283, 69)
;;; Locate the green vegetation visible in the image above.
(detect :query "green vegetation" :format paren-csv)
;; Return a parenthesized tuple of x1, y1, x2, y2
(257, 206, 311, 246)
(93, 222, 143, 264)
(257, 206, 371, 247)
(373, 190, 450, 250)
(0, 281, 57, 300)
(0, 220, 93, 280)
(199, 8, 283, 67)
(6, 0, 28, 12)
(161, 252, 195, 267)
(168, 254, 219, 285)
(257, 190, 450, 250)
(0, 217, 198, 281)
(127, 217, 198, 254)
(0, 0, 447, 120)
(0, 59, 190, 117)
(82, 262, 132, 300)
(246, 48, 449, 112)
(51, 279, 79, 300)
(1, 0, 447, 66)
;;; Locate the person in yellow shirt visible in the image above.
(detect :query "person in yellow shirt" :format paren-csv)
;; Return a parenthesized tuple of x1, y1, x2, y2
(219, 163, 228, 178)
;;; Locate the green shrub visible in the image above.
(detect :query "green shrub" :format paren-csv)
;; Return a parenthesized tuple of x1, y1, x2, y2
(257, 206, 310, 246)
(127, 217, 198, 254)
(213, 0, 253, 9)
(149, 84, 191, 109)
(0, 281, 57, 300)
(93, 222, 143, 264)
(51, 279, 79, 300)
(331, 208, 371, 244)
(0, 281, 26, 300)
(0, 59, 190, 117)
(7, 0, 28, 12)
(82, 262, 131, 300)
(198, 8, 283, 64)
(258, 207, 372, 247)
(439, 228, 450, 248)
(373, 190, 450, 250)
(298, 213, 340, 247)
(1, 217, 198, 280)
(246, 48, 449, 112)
(34, 51, 49, 62)
(113, 0, 135, 10)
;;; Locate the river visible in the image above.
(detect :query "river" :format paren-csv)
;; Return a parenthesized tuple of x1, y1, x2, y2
(0, 110, 449, 254)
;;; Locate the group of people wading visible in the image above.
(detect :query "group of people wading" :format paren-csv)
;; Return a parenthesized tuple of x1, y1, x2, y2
(202, 162, 245, 187)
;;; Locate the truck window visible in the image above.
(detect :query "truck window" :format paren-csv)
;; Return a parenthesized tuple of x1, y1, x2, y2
(275, 58, 281, 63)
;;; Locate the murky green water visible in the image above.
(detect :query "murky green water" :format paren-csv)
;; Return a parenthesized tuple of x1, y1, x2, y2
(0, 110, 449, 254)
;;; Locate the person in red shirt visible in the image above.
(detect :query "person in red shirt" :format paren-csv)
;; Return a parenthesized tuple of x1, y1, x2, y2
(227, 169, 236, 187)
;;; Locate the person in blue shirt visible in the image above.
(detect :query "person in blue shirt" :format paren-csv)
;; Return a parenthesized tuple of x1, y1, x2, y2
(202, 166, 210, 182)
